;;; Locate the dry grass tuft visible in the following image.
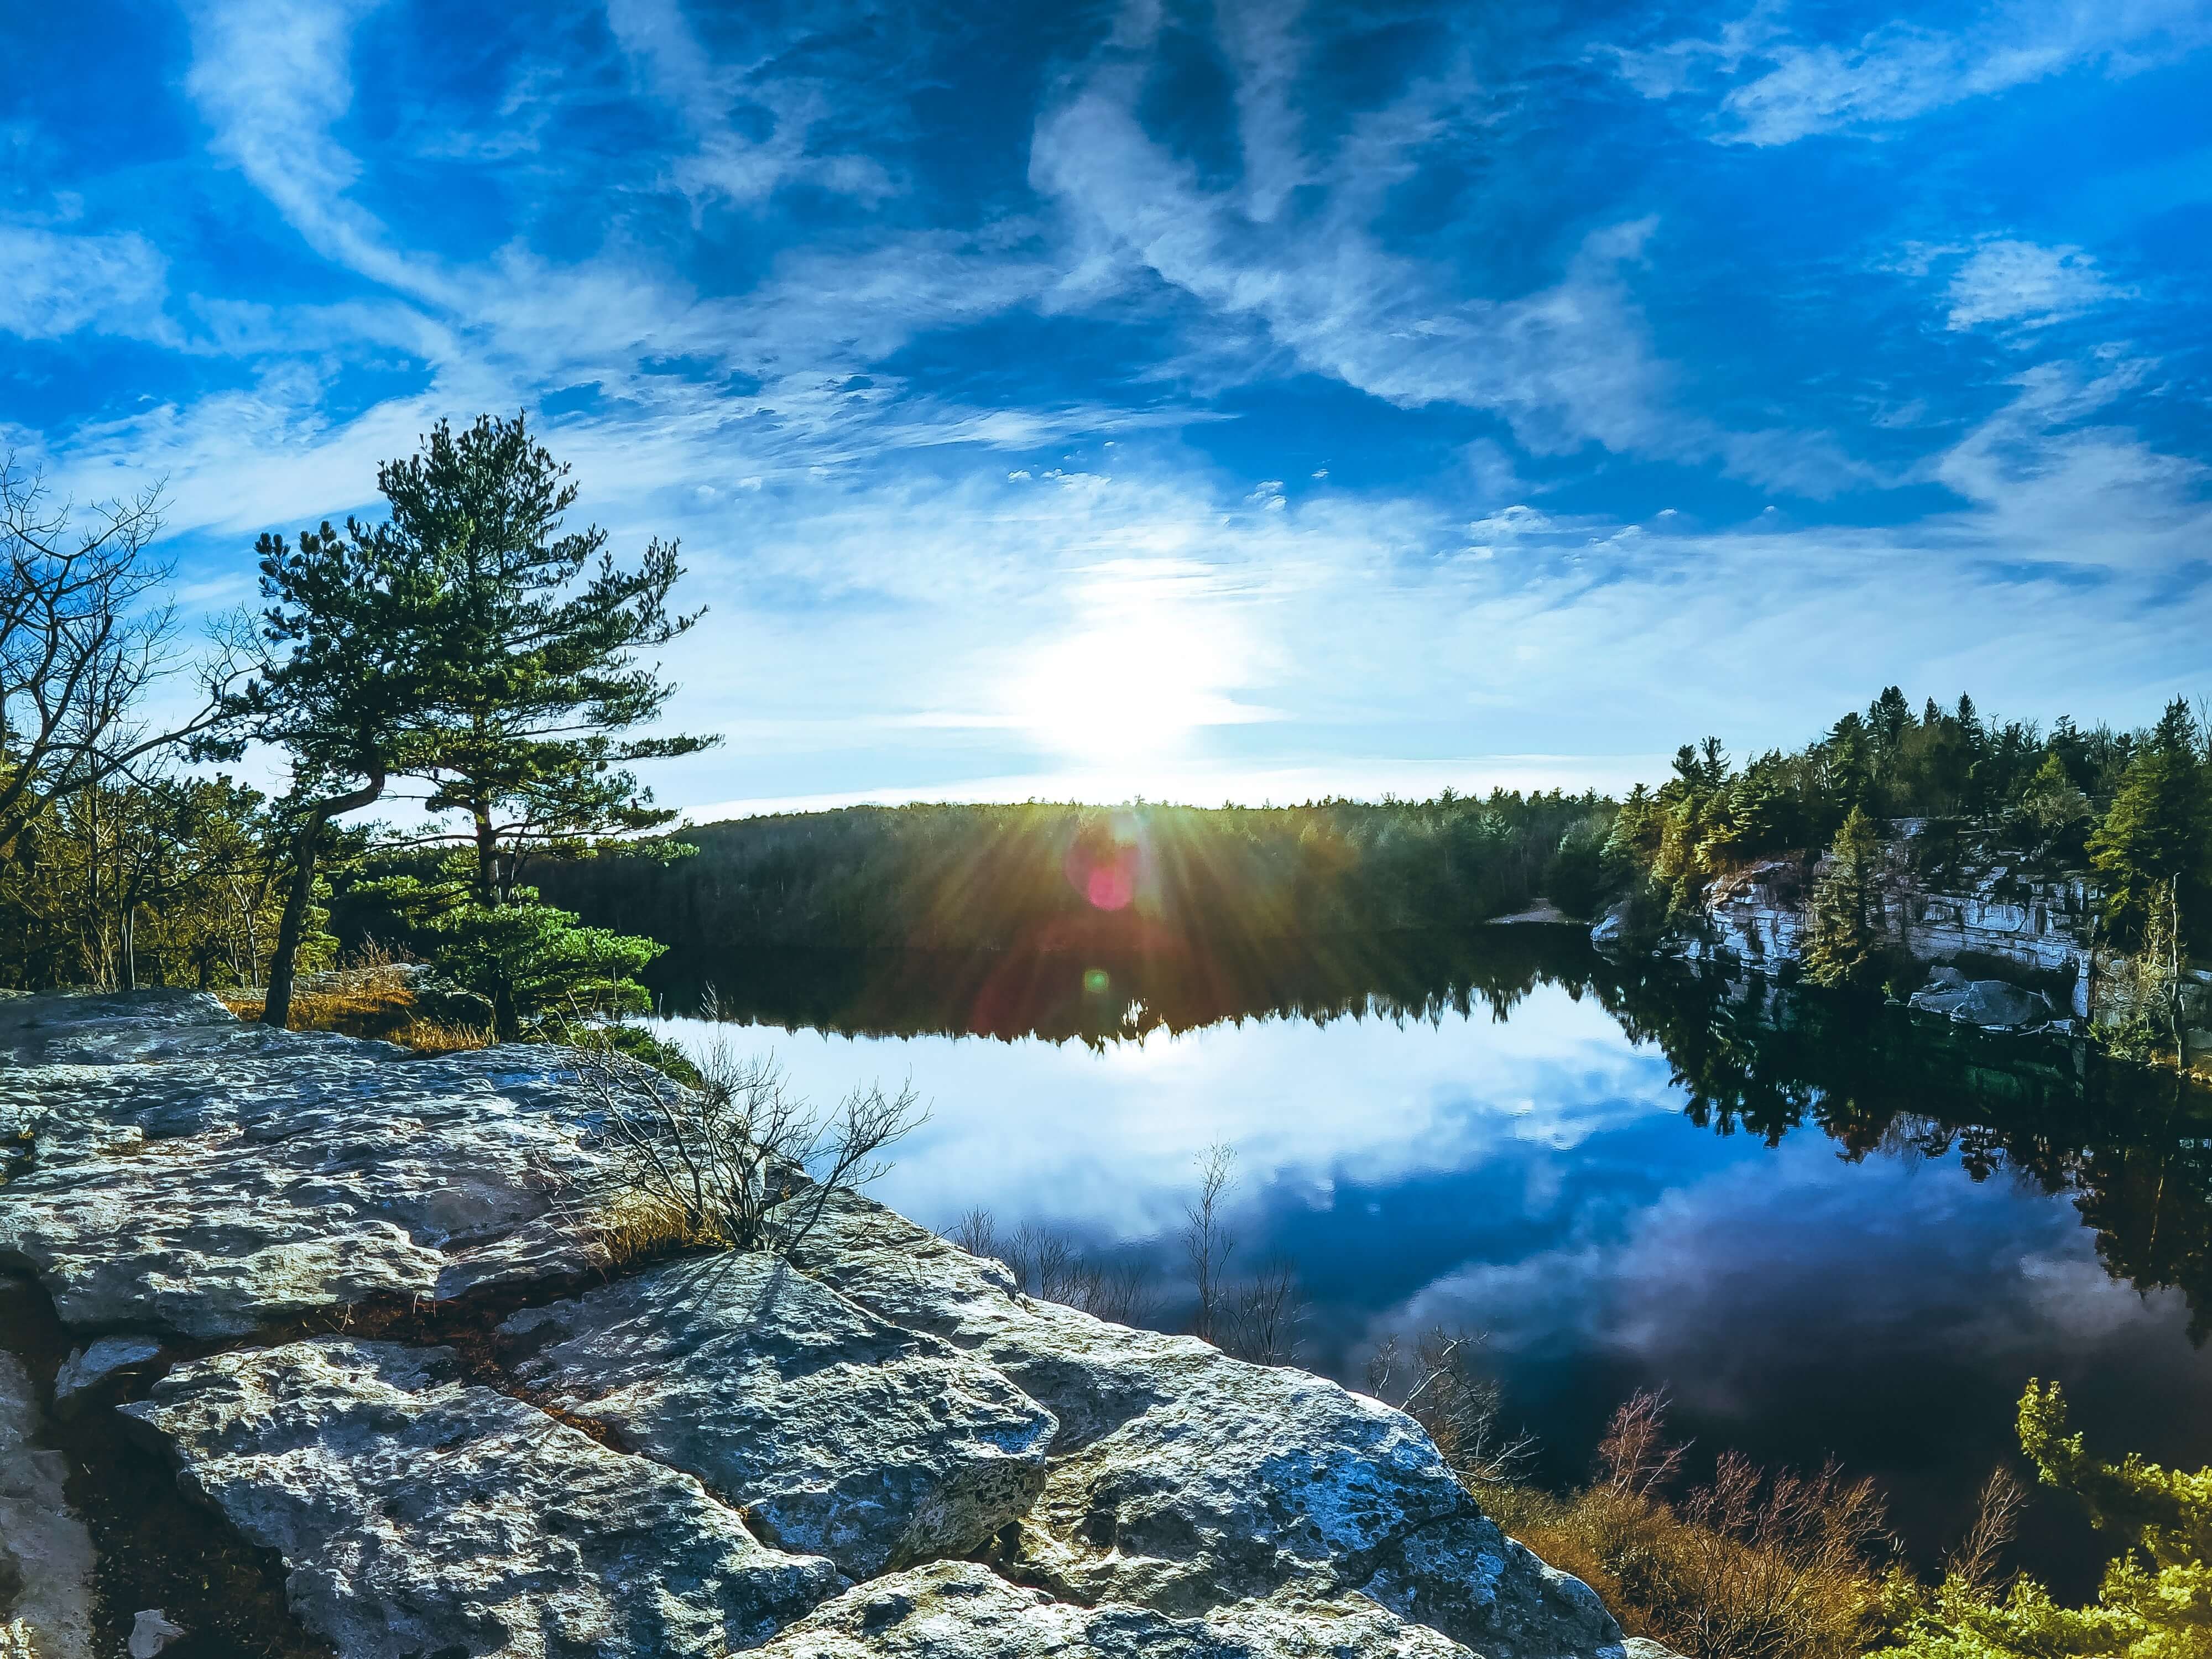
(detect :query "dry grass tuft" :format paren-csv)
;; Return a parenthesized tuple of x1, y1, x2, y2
(220, 966, 491, 1057)
(578, 1190, 721, 1270)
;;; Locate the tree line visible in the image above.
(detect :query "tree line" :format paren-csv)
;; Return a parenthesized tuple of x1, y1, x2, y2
(530, 789, 1614, 966)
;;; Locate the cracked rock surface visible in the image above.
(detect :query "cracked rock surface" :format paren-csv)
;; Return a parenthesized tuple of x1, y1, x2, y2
(796, 1190, 1626, 1659)
(121, 1339, 845, 1658)
(0, 1349, 96, 1659)
(0, 991, 607, 1335)
(500, 1251, 1057, 1578)
(750, 1560, 1475, 1657)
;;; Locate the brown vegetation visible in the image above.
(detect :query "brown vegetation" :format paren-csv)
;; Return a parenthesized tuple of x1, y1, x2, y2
(218, 957, 490, 1056)
(1481, 1391, 1901, 1659)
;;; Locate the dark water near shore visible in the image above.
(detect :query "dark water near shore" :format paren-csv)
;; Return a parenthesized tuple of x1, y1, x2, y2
(647, 927, 2212, 1600)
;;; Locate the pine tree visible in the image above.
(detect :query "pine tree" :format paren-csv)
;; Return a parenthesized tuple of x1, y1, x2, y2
(2086, 700, 2206, 1067)
(1876, 1381, 2212, 1659)
(393, 414, 718, 910)
(1803, 805, 1885, 990)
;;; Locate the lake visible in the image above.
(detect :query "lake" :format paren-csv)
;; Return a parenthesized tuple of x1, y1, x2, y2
(646, 927, 2212, 1600)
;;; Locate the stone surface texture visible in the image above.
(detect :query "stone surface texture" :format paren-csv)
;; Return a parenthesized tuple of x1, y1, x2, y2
(120, 1338, 845, 1658)
(798, 1190, 1626, 1659)
(2, 991, 1634, 1659)
(499, 1252, 1057, 1578)
(0, 990, 608, 1335)
(1676, 833, 2097, 1017)
(752, 1561, 1474, 1658)
(0, 1350, 96, 1659)
(54, 1333, 165, 1412)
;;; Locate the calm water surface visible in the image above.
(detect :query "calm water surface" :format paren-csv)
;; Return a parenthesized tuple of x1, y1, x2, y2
(650, 929, 2212, 1597)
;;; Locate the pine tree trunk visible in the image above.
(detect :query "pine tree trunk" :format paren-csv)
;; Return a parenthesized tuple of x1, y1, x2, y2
(2170, 881, 2190, 1073)
(263, 772, 384, 1029)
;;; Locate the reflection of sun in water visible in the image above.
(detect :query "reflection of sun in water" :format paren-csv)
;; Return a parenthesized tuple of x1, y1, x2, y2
(1013, 609, 1258, 763)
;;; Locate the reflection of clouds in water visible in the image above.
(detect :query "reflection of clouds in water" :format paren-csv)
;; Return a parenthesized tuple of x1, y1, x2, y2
(1378, 1133, 2192, 1418)
(656, 982, 1673, 1242)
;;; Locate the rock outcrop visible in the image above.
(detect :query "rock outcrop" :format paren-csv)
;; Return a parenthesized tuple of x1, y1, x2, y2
(0, 990, 1631, 1659)
(749, 1560, 1472, 1657)
(1625, 826, 2100, 1021)
(122, 1339, 844, 1658)
(499, 1253, 1058, 1578)
(0, 1347, 96, 1659)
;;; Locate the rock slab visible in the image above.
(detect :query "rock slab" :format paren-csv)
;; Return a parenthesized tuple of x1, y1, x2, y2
(799, 1191, 1627, 1659)
(122, 1338, 846, 1658)
(752, 1560, 1473, 1658)
(0, 992, 615, 1336)
(500, 1252, 1057, 1578)
(0, 1350, 96, 1659)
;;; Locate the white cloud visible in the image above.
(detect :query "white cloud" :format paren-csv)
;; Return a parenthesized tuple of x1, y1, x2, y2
(1944, 238, 2127, 330)
(0, 223, 171, 341)
(1028, 43, 1862, 495)
(603, 0, 894, 206)
(182, 0, 456, 303)
(1616, 0, 2212, 145)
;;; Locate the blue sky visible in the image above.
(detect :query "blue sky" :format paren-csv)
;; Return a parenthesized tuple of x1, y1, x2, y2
(6, 0, 2211, 815)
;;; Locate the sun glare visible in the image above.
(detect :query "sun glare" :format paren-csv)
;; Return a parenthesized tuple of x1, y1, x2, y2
(1013, 611, 1259, 764)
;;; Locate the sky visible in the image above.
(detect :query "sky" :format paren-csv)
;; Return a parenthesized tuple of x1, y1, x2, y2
(5, 0, 2211, 817)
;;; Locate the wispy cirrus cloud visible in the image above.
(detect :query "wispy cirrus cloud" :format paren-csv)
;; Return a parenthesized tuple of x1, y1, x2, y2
(1615, 0, 2212, 145)
(1943, 238, 2130, 330)
(181, 0, 460, 304)
(0, 223, 172, 342)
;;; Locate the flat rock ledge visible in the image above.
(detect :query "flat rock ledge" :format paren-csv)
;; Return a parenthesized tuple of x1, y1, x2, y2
(0, 990, 1631, 1659)
(121, 1339, 843, 1659)
(499, 1252, 1058, 1579)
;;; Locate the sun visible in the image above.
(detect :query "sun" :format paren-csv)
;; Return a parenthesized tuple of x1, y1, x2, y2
(1013, 613, 1254, 764)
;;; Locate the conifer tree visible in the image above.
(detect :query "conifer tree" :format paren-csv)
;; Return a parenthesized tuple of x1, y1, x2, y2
(1877, 1381, 2212, 1659)
(1803, 805, 1885, 990)
(2087, 700, 2208, 1064)
(393, 414, 717, 906)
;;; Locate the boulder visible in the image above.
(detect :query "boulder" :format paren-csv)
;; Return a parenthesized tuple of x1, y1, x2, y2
(0, 1351, 96, 1659)
(127, 1610, 186, 1658)
(750, 1559, 1473, 1657)
(796, 1191, 1626, 1659)
(1589, 903, 1634, 952)
(0, 992, 615, 1335)
(1907, 974, 2053, 1030)
(121, 1338, 844, 1658)
(53, 1334, 165, 1416)
(499, 1252, 1057, 1578)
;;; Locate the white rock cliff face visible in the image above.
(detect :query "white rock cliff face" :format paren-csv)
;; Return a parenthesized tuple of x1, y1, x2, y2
(1656, 831, 2099, 1018)
(0, 990, 1632, 1659)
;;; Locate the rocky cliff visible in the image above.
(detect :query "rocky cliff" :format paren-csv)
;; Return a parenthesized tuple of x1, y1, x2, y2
(0, 990, 1641, 1659)
(1601, 822, 2103, 1022)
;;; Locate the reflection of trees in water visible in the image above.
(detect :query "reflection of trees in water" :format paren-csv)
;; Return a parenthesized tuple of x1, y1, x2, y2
(664, 926, 2212, 1338)
(1598, 957, 2212, 1344)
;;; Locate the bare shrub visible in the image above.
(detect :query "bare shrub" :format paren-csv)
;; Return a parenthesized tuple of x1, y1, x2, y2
(1493, 1390, 1897, 1659)
(1184, 1142, 1237, 1342)
(1944, 1465, 2027, 1594)
(943, 1206, 1155, 1326)
(1223, 1259, 1305, 1366)
(1366, 1326, 1535, 1487)
(573, 1021, 925, 1262)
